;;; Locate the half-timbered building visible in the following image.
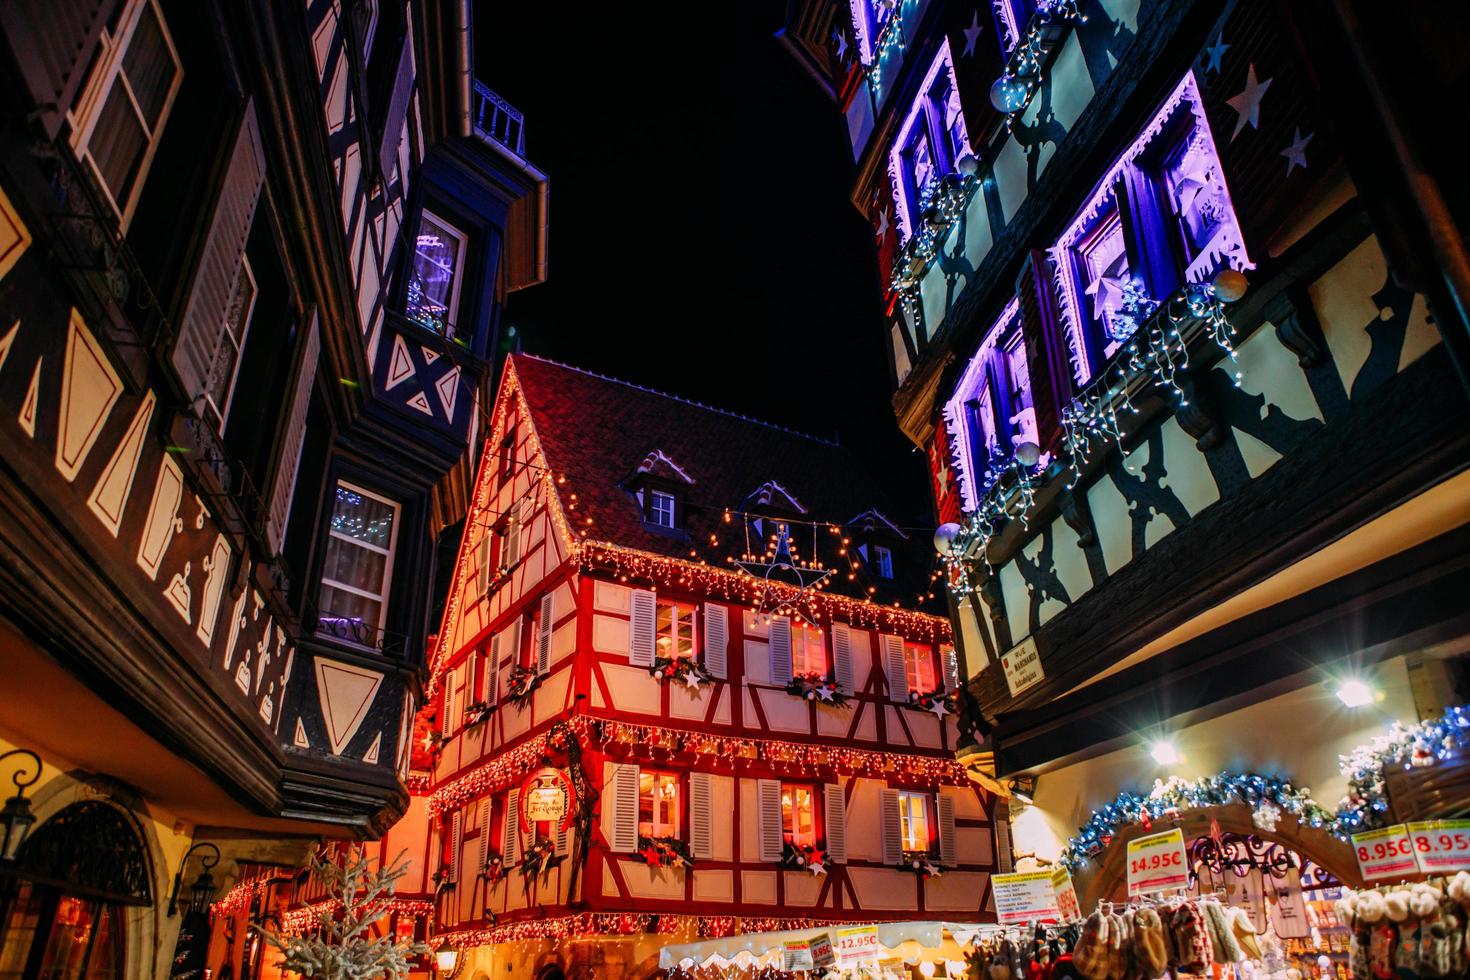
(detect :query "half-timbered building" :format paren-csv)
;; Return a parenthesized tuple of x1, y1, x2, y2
(382, 353, 999, 976)
(781, 0, 1470, 943)
(0, 0, 545, 973)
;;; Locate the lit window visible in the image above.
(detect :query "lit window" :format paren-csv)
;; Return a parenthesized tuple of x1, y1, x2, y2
(992, 0, 1039, 53)
(792, 623, 827, 677)
(69, 0, 182, 225)
(638, 771, 680, 838)
(655, 600, 697, 660)
(898, 790, 932, 853)
(782, 784, 818, 849)
(905, 642, 937, 694)
(874, 545, 894, 579)
(649, 490, 676, 528)
(201, 258, 257, 432)
(406, 210, 467, 335)
(1002, 331, 1038, 450)
(889, 41, 970, 239)
(941, 298, 1027, 511)
(317, 481, 400, 640)
(1078, 207, 1144, 357)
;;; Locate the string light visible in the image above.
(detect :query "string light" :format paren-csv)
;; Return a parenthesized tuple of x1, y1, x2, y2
(434, 912, 875, 948)
(278, 898, 434, 936)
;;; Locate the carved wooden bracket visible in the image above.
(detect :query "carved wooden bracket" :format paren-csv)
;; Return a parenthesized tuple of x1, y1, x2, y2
(1174, 371, 1225, 451)
(1057, 489, 1096, 548)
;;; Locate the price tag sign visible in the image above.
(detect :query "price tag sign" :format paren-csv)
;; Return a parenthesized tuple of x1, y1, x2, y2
(1053, 867, 1082, 922)
(809, 935, 834, 968)
(1127, 828, 1188, 896)
(832, 925, 882, 967)
(1408, 820, 1470, 873)
(994, 870, 1061, 924)
(782, 941, 814, 971)
(1353, 824, 1419, 880)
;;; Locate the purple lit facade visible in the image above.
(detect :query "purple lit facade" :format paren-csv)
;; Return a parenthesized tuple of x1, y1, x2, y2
(887, 38, 970, 241)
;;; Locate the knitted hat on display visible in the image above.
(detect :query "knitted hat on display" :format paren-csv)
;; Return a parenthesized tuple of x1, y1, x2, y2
(1072, 911, 1111, 980)
(1171, 901, 1213, 975)
(1133, 907, 1169, 979)
(1201, 899, 1242, 963)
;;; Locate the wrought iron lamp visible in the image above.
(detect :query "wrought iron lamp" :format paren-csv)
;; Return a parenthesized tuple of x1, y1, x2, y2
(434, 940, 461, 978)
(0, 749, 42, 863)
(168, 842, 221, 916)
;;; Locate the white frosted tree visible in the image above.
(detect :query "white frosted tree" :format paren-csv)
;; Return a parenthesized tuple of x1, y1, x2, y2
(259, 849, 429, 980)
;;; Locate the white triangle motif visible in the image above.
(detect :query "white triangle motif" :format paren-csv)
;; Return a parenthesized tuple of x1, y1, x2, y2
(294, 717, 310, 748)
(87, 390, 156, 536)
(434, 366, 460, 422)
(314, 658, 383, 756)
(386, 334, 415, 391)
(405, 390, 434, 416)
(362, 732, 382, 765)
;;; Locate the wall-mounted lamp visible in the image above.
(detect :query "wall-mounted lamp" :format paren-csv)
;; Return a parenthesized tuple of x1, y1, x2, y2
(168, 842, 221, 917)
(434, 940, 460, 977)
(1007, 775, 1037, 804)
(0, 749, 42, 863)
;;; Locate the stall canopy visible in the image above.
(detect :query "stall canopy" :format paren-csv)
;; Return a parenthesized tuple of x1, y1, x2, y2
(656, 921, 990, 970)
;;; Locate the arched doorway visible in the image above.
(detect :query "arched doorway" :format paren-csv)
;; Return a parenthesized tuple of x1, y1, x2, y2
(534, 964, 566, 980)
(0, 801, 153, 978)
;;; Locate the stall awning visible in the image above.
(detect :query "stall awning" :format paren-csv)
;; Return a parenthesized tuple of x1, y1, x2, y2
(656, 920, 990, 970)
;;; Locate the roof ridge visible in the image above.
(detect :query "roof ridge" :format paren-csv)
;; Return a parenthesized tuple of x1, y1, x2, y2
(515, 353, 840, 446)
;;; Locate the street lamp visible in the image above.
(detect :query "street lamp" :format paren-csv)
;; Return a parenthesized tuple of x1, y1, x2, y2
(0, 749, 42, 863)
(434, 940, 460, 977)
(168, 842, 221, 916)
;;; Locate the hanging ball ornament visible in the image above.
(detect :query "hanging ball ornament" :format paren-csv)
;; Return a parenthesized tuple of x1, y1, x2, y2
(956, 153, 980, 176)
(933, 522, 962, 555)
(1015, 441, 1042, 467)
(990, 74, 1030, 113)
(1213, 268, 1249, 303)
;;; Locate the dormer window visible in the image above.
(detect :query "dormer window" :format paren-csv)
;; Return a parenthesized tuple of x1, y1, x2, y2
(874, 544, 894, 579)
(406, 209, 467, 336)
(649, 489, 677, 529)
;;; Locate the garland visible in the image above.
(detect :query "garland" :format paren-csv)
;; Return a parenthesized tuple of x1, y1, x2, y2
(518, 838, 561, 881)
(277, 898, 435, 936)
(780, 840, 829, 876)
(905, 687, 956, 718)
(1335, 705, 1470, 836)
(1059, 771, 1336, 872)
(433, 912, 873, 947)
(634, 835, 694, 870)
(463, 701, 494, 728)
(480, 852, 505, 887)
(649, 656, 714, 689)
(785, 672, 849, 707)
(897, 850, 946, 879)
(504, 665, 540, 709)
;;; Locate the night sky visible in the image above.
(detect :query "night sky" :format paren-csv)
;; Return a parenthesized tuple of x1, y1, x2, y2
(473, 2, 932, 521)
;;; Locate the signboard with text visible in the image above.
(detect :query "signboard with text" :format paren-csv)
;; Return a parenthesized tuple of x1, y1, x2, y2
(1408, 820, 1470, 874)
(1127, 828, 1188, 896)
(1353, 824, 1419, 881)
(1053, 867, 1082, 922)
(994, 870, 1061, 924)
(832, 925, 882, 967)
(1001, 637, 1044, 697)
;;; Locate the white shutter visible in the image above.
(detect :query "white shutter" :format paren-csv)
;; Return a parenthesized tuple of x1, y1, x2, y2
(937, 794, 957, 866)
(536, 593, 554, 675)
(485, 634, 500, 707)
(880, 789, 902, 865)
(503, 790, 520, 865)
(881, 634, 908, 702)
(440, 667, 456, 736)
(689, 772, 714, 859)
(503, 505, 522, 567)
(757, 779, 784, 863)
(554, 818, 570, 857)
(506, 615, 522, 674)
(477, 531, 491, 594)
(823, 783, 847, 864)
(266, 314, 319, 553)
(477, 797, 491, 872)
(628, 589, 656, 667)
(832, 623, 855, 693)
(173, 101, 266, 402)
(609, 764, 640, 853)
(768, 616, 793, 685)
(702, 602, 728, 680)
(943, 645, 961, 692)
(450, 810, 463, 882)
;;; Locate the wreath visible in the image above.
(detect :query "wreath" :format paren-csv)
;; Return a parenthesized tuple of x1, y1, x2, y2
(649, 656, 714, 689)
(905, 688, 956, 718)
(634, 835, 694, 870)
(480, 852, 505, 887)
(785, 672, 848, 707)
(518, 838, 562, 881)
(463, 700, 495, 728)
(897, 850, 947, 879)
(505, 665, 541, 710)
(780, 840, 829, 876)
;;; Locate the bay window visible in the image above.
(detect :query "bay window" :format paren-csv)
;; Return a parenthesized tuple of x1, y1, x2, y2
(406, 210, 467, 335)
(792, 622, 827, 677)
(317, 481, 400, 640)
(781, 784, 818, 849)
(898, 790, 933, 854)
(655, 600, 697, 660)
(638, 771, 680, 838)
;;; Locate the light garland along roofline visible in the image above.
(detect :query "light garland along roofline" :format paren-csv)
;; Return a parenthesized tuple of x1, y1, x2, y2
(278, 898, 435, 936)
(435, 911, 878, 948)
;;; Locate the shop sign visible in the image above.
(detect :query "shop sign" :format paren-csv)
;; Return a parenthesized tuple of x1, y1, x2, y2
(832, 924, 882, 967)
(809, 934, 834, 968)
(1352, 824, 1418, 880)
(994, 870, 1061, 924)
(781, 941, 814, 971)
(1053, 867, 1081, 922)
(518, 767, 574, 833)
(1001, 637, 1044, 697)
(1126, 828, 1188, 896)
(1408, 820, 1470, 873)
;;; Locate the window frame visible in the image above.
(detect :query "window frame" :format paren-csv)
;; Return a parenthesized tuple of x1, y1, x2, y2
(648, 489, 677, 529)
(887, 40, 970, 241)
(202, 257, 258, 434)
(780, 783, 820, 850)
(316, 480, 402, 644)
(67, 0, 183, 228)
(637, 769, 682, 840)
(791, 622, 828, 678)
(897, 789, 935, 856)
(405, 208, 469, 337)
(873, 544, 894, 580)
(904, 641, 938, 695)
(941, 297, 1028, 512)
(655, 598, 698, 661)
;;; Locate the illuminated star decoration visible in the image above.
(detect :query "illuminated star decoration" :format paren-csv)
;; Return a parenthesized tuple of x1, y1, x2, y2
(1281, 128, 1313, 174)
(1226, 63, 1273, 141)
(1085, 274, 1130, 321)
(962, 11, 983, 58)
(817, 684, 836, 702)
(875, 207, 890, 239)
(1204, 32, 1229, 75)
(733, 524, 833, 629)
(682, 669, 705, 690)
(832, 28, 848, 62)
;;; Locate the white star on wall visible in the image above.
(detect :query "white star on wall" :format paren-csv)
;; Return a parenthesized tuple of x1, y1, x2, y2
(962, 11, 984, 58)
(875, 207, 890, 239)
(1281, 128, 1313, 173)
(1226, 63, 1273, 141)
(833, 28, 849, 62)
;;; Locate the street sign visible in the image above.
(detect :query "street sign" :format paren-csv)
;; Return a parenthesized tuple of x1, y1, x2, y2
(1001, 637, 1044, 696)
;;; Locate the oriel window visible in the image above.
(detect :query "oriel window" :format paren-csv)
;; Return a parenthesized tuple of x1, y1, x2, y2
(317, 481, 401, 641)
(406, 210, 468, 336)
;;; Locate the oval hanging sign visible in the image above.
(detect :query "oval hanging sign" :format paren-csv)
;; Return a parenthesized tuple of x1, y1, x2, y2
(519, 766, 574, 833)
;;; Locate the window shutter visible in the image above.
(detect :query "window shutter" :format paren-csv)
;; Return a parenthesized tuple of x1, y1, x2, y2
(756, 779, 784, 863)
(823, 783, 847, 864)
(994, 801, 1014, 872)
(477, 797, 491, 872)
(554, 818, 570, 858)
(486, 633, 500, 707)
(609, 764, 640, 853)
(881, 634, 908, 702)
(702, 602, 728, 680)
(832, 623, 855, 693)
(689, 772, 714, 860)
(477, 531, 491, 594)
(1016, 250, 1073, 457)
(503, 790, 520, 865)
(942, 646, 961, 692)
(440, 667, 456, 736)
(502, 511, 521, 567)
(536, 593, 554, 675)
(768, 616, 793, 685)
(937, 795, 958, 866)
(880, 789, 903, 865)
(628, 589, 656, 667)
(173, 100, 266, 404)
(266, 314, 320, 554)
(0, 0, 117, 140)
(450, 809, 463, 882)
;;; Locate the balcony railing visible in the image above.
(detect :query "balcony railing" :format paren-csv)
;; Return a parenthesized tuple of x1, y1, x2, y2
(471, 81, 525, 157)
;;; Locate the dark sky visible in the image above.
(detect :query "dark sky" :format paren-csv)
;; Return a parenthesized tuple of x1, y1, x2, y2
(473, 2, 931, 521)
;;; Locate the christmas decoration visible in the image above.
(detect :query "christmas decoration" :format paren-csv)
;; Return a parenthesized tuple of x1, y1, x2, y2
(780, 840, 830, 876)
(1225, 63, 1273, 141)
(463, 700, 493, 728)
(432, 911, 866, 948)
(1281, 128, 1313, 173)
(258, 850, 429, 978)
(897, 852, 946, 879)
(906, 688, 956, 719)
(518, 837, 561, 881)
(649, 656, 714, 690)
(1334, 705, 1470, 836)
(634, 835, 694, 870)
(732, 524, 835, 629)
(277, 899, 435, 937)
(480, 852, 506, 887)
(785, 672, 849, 707)
(504, 664, 540, 709)
(1252, 801, 1283, 833)
(989, 0, 1085, 123)
(1058, 772, 1336, 872)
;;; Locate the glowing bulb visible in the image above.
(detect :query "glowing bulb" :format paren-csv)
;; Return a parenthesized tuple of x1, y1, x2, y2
(1336, 679, 1377, 708)
(1149, 740, 1180, 766)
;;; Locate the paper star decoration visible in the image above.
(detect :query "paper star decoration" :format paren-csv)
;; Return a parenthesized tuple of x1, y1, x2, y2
(962, 11, 983, 58)
(809, 859, 827, 876)
(683, 670, 705, 690)
(1085, 274, 1130, 321)
(923, 862, 942, 877)
(1204, 33, 1229, 75)
(817, 684, 836, 702)
(875, 207, 890, 239)
(1226, 63, 1273, 141)
(832, 28, 848, 62)
(1281, 128, 1313, 173)
(928, 698, 951, 719)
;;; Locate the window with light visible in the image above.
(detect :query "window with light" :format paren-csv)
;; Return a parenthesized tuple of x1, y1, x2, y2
(317, 481, 400, 640)
(406, 210, 467, 335)
(792, 623, 827, 677)
(655, 600, 697, 660)
(782, 784, 818, 848)
(898, 790, 932, 853)
(874, 544, 894, 579)
(888, 41, 970, 240)
(638, 771, 680, 838)
(1002, 331, 1038, 449)
(905, 641, 937, 695)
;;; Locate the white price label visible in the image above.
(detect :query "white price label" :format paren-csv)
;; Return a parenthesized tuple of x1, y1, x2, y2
(1126, 828, 1188, 896)
(1408, 820, 1470, 874)
(1353, 824, 1419, 880)
(832, 925, 882, 966)
(1053, 868, 1081, 922)
(993, 870, 1061, 924)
